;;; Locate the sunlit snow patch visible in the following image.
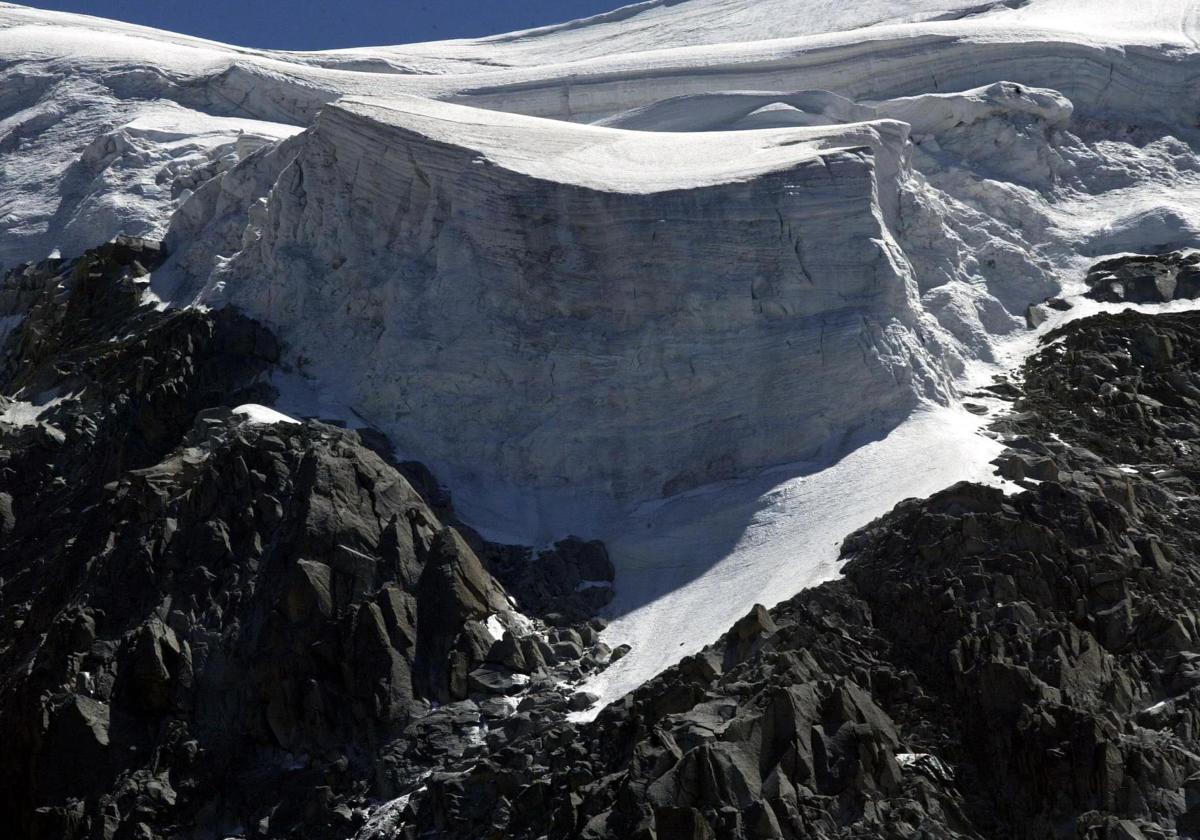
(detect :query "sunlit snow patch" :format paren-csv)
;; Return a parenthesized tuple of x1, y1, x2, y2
(231, 404, 300, 426)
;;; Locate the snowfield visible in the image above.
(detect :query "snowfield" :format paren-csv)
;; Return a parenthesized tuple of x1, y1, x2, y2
(5, 0, 1200, 704)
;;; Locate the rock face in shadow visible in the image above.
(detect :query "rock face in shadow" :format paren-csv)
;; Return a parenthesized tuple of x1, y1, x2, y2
(392, 308, 1200, 839)
(0, 239, 616, 840)
(1084, 251, 1200, 304)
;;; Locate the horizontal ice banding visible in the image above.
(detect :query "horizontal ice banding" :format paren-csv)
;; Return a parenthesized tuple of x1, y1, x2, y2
(196, 95, 951, 514)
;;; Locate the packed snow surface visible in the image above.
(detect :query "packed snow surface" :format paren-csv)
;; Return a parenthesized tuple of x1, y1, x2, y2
(6, 0, 1200, 703)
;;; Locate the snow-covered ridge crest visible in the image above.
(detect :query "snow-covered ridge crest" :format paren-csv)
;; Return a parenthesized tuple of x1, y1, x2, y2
(183, 94, 950, 511)
(5, 0, 1200, 269)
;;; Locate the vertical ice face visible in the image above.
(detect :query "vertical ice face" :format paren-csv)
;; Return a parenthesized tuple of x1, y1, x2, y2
(204, 97, 952, 507)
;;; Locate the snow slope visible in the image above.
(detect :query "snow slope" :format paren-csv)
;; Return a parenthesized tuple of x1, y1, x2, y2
(581, 403, 1011, 709)
(7, 0, 1200, 703)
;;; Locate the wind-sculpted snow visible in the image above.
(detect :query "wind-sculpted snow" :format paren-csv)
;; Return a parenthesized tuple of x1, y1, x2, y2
(595, 90, 878, 131)
(417, 0, 1200, 125)
(5, 0, 1200, 269)
(8, 0, 1200, 709)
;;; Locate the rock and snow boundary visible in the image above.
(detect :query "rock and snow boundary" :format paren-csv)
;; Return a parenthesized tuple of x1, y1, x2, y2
(7, 0, 1200, 766)
(400, 304, 1200, 839)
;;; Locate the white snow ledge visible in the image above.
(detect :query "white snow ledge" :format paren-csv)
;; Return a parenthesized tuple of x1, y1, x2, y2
(232, 404, 301, 426)
(324, 94, 913, 195)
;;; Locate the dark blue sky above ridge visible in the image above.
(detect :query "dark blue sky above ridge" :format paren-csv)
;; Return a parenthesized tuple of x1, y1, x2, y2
(18, 1, 624, 50)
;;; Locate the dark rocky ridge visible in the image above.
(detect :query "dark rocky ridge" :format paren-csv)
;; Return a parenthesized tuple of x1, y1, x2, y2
(392, 305, 1200, 839)
(1085, 251, 1200, 305)
(0, 240, 617, 840)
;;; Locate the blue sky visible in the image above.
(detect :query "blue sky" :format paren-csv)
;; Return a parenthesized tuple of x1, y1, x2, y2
(20, 1, 625, 50)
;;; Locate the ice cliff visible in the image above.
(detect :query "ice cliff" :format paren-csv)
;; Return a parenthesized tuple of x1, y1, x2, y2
(170, 96, 947, 506)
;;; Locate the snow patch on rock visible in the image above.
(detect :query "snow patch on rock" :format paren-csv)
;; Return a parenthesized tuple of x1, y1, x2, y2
(231, 403, 300, 426)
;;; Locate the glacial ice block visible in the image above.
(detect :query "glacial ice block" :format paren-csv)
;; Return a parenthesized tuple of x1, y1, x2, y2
(216, 95, 951, 511)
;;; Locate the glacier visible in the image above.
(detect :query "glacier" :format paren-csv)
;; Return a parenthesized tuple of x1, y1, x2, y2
(183, 95, 949, 508)
(6, 0, 1200, 704)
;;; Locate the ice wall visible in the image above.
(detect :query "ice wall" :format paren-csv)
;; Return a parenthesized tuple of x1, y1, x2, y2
(201, 97, 951, 511)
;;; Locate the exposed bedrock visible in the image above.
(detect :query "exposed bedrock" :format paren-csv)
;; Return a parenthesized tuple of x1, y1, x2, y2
(0, 240, 619, 840)
(1085, 251, 1200, 305)
(172, 97, 953, 510)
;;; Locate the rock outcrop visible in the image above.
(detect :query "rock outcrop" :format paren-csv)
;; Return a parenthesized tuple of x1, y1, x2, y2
(11, 3, 1200, 838)
(9, 238, 1200, 840)
(1085, 251, 1200, 305)
(0, 239, 616, 840)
